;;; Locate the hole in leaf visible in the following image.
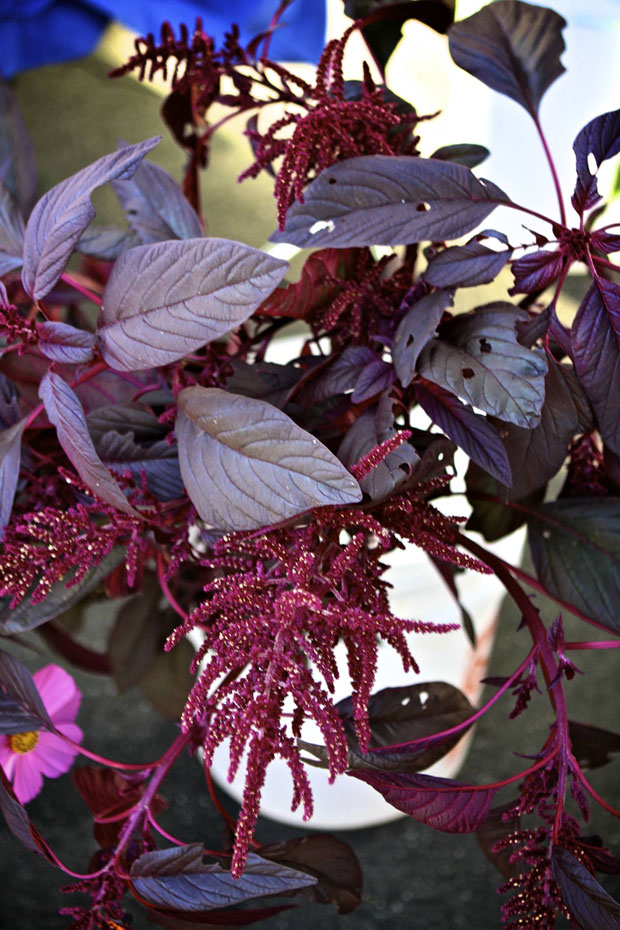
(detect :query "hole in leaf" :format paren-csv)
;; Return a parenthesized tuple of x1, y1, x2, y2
(416, 202, 430, 212)
(542, 530, 551, 539)
(479, 338, 492, 354)
(309, 219, 335, 235)
(405, 334, 415, 347)
(328, 177, 337, 184)
(462, 368, 475, 379)
(419, 690, 429, 706)
(398, 462, 411, 473)
(437, 452, 444, 462)
(401, 697, 411, 707)
(587, 152, 598, 175)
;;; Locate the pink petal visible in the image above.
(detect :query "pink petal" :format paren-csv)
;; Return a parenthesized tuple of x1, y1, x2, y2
(0, 737, 17, 780)
(34, 728, 81, 779)
(12, 753, 43, 804)
(33, 665, 81, 724)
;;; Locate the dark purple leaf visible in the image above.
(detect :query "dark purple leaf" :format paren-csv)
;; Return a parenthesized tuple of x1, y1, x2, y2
(0, 768, 55, 861)
(39, 371, 137, 516)
(130, 847, 317, 911)
(475, 803, 523, 880)
(509, 248, 563, 294)
(225, 359, 302, 410)
(351, 358, 394, 403)
(98, 239, 287, 371)
(448, 1, 566, 119)
(552, 846, 620, 930)
(338, 397, 419, 498)
(495, 361, 592, 500)
(139, 638, 195, 722)
(349, 768, 497, 831)
(271, 155, 511, 248)
(260, 834, 362, 914)
(86, 402, 167, 444)
(304, 347, 376, 403)
(393, 289, 453, 387)
(0, 548, 125, 634)
(0, 650, 52, 732)
(0, 418, 25, 536)
(591, 230, 620, 255)
(417, 303, 547, 427)
(430, 143, 489, 168)
(36, 321, 96, 364)
(76, 225, 139, 261)
(144, 903, 293, 929)
(568, 720, 620, 771)
(465, 459, 543, 542)
(0, 182, 24, 270)
(0, 374, 20, 429)
(338, 681, 475, 772)
(424, 238, 511, 288)
(571, 280, 620, 454)
(96, 430, 183, 501)
(74, 765, 165, 848)
(22, 137, 161, 300)
(177, 387, 361, 531)
(107, 576, 165, 693)
(528, 498, 620, 633)
(0, 79, 37, 216)
(572, 108, 620, 213)
(415, 379, 512, 486)
(113, 156, 203, 243)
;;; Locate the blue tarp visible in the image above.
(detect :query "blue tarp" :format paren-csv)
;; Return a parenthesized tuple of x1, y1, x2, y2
(0, 0, 327, 76)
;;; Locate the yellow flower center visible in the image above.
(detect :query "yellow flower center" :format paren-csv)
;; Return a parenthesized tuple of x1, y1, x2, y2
(8, 730, 40, 754)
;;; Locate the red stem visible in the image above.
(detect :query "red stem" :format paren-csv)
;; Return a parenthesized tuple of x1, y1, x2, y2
(60, 272, 103, 306)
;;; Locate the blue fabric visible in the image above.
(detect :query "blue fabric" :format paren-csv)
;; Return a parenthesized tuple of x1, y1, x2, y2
(0, 0, 327, 76)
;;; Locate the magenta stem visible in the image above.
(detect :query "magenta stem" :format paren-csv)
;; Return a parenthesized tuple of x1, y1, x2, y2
(532, 113, 566, 226)
(60, 272, 103, 306)
(564, 640, 620, 650)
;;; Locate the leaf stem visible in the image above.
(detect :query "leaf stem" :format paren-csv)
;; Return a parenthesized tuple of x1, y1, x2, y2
(532, 113, 566, 226)
(60, 272, 103, 306)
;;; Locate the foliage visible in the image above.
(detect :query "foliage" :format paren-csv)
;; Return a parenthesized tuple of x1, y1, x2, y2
(0, 1, 619, 928)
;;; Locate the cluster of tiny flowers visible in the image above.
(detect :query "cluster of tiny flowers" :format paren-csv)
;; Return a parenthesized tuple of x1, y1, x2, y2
(167, 495, 461, 874)
(240, 25, 422, 228)
(0, 500, 142, 607)
(561, 431, 612, 497)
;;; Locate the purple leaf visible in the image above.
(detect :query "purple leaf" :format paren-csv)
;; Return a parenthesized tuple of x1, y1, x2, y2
(527, 498, 620, 633)
(572, 108, 620, 213)
(98, 239, 287, 372)
(36, 321, 96, 364)
(0, 768, 54, 860)
(465, 460, 540, 542)
(351, 358, 394, 403)
(424, 239, 511, 288)
(415, 379, 512, 486)
(0, 374, 20, 429)
(304, 347, 376, 403)
(448, 0, 566, 119)
(393, 289, 453, 387)
(271, 155, 511, 248)
(0, 650, 52, 732)
(496, 361, 592, 500)
(21, 137, 161, 300)
(76, 225, 138, 261)
(475, 803, 523, 880)
(177, 387, 361, 532)
(86, 402, 167, 444)
(0, 418, 25, 535)
(130, 847, 317, 912)
(96, 430, 183, 501)
(590, 230, 620, 255)
(509, 248, 563, 294)
(349, 768, 497, 831)
(430, 143, 490, 168)
(38, 371, 137, 516)
(0, 79, 37, 216)
(259, 834, 362, 915)
(0, 182, 24, 270)
(571, 280, 620, 454)
(338, 397, 419, 499)
(417, 304, 547, 427)
(551, 847, 620, 930)
(113, 156, 203, 243)
(0, 549, 125, 635)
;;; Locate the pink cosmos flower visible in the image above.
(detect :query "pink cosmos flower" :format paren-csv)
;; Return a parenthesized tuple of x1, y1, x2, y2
(0, 664, 83, 803)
